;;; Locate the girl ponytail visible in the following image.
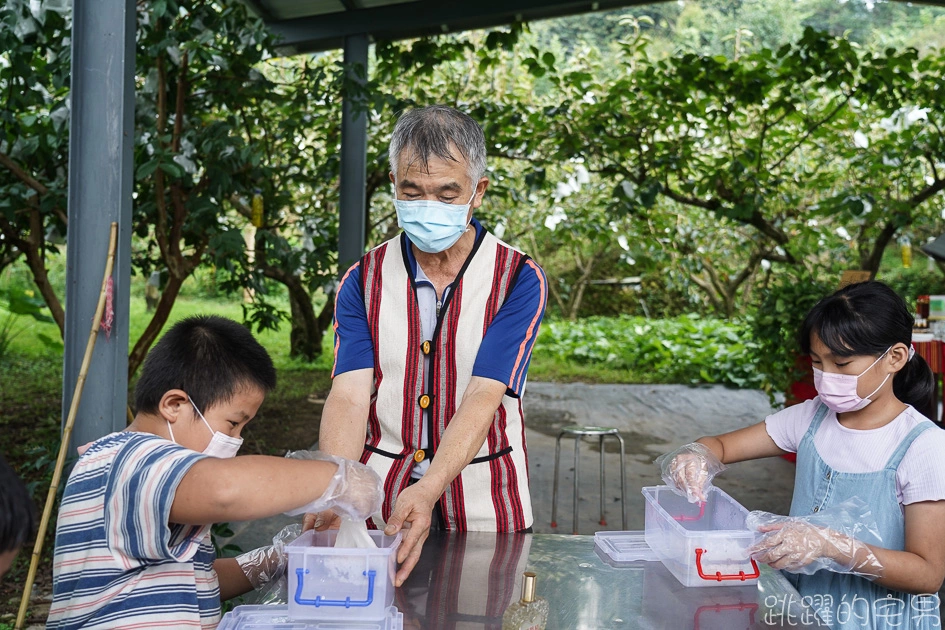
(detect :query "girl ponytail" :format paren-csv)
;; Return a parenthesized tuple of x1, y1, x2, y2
(893, 351, 935, 420)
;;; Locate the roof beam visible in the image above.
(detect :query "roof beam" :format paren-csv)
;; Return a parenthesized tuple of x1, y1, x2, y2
(266, 0, 653, 54)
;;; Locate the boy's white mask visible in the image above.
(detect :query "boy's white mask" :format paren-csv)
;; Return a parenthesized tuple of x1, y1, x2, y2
(166, 397, 243, 458)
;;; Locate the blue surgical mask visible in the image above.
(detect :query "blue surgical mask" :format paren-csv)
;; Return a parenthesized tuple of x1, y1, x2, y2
(394, 189, 476, 254)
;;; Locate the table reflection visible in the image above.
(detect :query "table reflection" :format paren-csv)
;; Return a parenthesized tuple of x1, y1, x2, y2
(397, 532, 818, 629)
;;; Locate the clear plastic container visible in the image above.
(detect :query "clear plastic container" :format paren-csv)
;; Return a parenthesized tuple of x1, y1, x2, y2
(286, 529, 402, 622)
(218, 604, 403, 630)
(642, 485, 759, 588)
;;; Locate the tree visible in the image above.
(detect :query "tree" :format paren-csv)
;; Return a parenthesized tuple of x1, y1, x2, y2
(1, 1, 344, 373)
(0, 1, 70, 333)
(500, 28, 945, 298)
(130, 0, 332, 376)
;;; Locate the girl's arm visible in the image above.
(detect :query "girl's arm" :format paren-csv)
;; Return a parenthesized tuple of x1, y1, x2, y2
(867, 500, 945, 594)
(214, 557, 253, 601)
(169, 456, 340, 525)
(696, 421, 787, 464)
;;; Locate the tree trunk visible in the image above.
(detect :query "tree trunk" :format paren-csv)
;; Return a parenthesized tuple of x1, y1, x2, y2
(22, 239, 65, 336)
(261, 265, 336, 362)
(285, 276, 319, 361)
(861, 220, 899, 278)
(317, 291, 335, 354)
(128, 271, 185, 379)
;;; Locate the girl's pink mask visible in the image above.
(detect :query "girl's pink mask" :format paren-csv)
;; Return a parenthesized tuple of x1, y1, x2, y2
(813, 346, 913, 413)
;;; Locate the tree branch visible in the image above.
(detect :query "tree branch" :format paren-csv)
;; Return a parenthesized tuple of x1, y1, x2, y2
(767, 94, 852, 172)
(0, 151, 49, 196)
(908, 178, 945, 208)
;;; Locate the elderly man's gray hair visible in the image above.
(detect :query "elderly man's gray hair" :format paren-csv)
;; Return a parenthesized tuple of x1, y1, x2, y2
(389, 105, 487, 186)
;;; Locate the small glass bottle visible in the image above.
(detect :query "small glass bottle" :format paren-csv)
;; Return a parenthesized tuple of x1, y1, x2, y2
(917, 295, 930, 329)
(502, 571, 549, 630)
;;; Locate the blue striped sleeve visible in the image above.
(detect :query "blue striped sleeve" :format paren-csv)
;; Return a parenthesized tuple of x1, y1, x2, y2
(473, 258, 547, 396)
(332, 262, 375, 377)
(105, 435, 208, 564)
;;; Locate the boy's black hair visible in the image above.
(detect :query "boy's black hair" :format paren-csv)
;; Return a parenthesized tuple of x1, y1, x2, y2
(134, 315, 277, 414)
(0, 453, 36, 554)
(800, 281, 935, 418)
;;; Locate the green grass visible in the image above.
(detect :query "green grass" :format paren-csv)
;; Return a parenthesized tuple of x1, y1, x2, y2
(3, 287, 333, 372)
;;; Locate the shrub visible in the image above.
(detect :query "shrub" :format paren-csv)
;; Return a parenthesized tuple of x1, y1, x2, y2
(536, 314, 764, 388)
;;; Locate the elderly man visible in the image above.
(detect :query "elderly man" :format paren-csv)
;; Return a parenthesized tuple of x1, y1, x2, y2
(312, 105, 546, 584)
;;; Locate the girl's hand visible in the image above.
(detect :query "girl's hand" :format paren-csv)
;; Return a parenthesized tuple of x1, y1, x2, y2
(748, 520, 884, 578)
(655, 442, 726, 503)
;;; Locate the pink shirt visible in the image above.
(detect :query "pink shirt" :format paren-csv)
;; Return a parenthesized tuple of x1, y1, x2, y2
(764, 397, 945, 506)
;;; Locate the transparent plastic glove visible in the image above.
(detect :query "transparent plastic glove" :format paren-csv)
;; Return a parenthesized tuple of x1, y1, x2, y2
(282, 450, 383, 521)
(235, 523, 300, 589)
(253, 524, 302, 604)
(746, 499, 884, 579)
(654, 442, 726, 503)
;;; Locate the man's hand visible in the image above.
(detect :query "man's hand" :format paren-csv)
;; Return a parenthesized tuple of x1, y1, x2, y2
(384, 480, 440, 586)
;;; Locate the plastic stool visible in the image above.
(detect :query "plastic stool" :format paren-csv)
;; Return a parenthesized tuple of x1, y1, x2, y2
(551, 425, 627, 534)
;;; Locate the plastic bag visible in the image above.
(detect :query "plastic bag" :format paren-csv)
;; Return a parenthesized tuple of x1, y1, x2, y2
(746, 497, 884, 578)
(334, 518, 377, 549)
(654, 442, 727, 503)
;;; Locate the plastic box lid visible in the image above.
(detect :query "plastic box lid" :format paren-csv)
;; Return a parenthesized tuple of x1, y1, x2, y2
(218, 604, 403, 630)
(594, 530, 659, 563)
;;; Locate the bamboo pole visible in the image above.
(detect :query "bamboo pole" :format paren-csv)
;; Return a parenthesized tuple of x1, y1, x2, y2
(16, 222, 119, 630)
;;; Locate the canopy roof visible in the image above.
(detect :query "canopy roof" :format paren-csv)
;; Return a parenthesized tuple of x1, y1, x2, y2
(242, 0, 945, 54)
(241, 0, 658, 53)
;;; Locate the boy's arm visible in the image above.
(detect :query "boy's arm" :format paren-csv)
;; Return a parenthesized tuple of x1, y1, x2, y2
(214, 557, 253, 601)
(170, 457, 342, 525)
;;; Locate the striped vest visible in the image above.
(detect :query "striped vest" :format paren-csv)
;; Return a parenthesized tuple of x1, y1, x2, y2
(359, 230, 533, 532)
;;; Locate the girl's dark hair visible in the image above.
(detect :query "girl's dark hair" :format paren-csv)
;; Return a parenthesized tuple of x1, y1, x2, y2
(799, 281, 934, 418)
(134, 315, 277, 415)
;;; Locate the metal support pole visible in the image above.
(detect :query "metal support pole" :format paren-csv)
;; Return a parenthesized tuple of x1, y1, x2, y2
(62, 0, 135, 452)
(338, 33, 369, 272)
(572, 435, 580, 535)
(599, 435, 606, 527)
(551, 431, 562, 528)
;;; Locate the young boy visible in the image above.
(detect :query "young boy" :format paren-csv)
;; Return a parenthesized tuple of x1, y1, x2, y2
(0, 453, 37, 580)
(47, 315, 382, 629)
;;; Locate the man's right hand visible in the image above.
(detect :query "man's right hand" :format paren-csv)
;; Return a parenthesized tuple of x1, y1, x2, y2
(383, 479, 440, 586)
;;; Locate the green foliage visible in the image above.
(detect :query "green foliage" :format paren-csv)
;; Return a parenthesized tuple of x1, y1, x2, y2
(211, 521, 242, 558)
(0, 286, 58, 361)
(536, 315, 765, 388)
(877, 259, 945, 311)
(751, 273, 833, 397)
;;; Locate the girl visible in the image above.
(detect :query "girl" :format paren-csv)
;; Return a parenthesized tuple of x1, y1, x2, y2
(661, 281, 945, 630)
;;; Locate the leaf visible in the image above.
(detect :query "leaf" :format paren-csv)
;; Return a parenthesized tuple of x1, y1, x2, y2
(158, 161, 185, 178)
(135, 159, 159, 181)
